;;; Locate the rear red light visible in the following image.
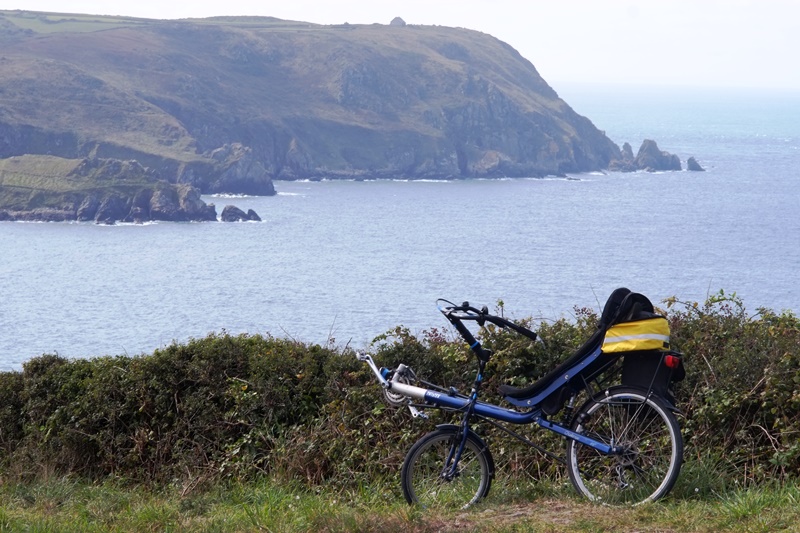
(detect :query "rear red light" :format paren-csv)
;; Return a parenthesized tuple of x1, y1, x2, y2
(664, 354, 681, 369)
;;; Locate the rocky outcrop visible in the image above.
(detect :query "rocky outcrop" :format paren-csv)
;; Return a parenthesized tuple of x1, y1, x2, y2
(0, 155, 258, 223)
(76, 195, 101, 221)
(0, 184, 218, 223)
(148, 185, 218, 222)
(635, 140, 682, 171)
(95, 195, 131, 224)
(207, 144, 276, 195)
(220, 205, 262, 222)
(608, 140, 682, 172)
(607, 145, 637, 172)
(621, 142, 635, 161)
(687, 156, 705, 171)
(0, 122, 277, 197)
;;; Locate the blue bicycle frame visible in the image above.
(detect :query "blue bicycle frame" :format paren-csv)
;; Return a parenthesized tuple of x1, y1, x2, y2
(359, 352, 616, 455)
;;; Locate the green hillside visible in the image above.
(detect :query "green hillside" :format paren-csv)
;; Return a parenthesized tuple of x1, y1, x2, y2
(0, 9, 621, 188)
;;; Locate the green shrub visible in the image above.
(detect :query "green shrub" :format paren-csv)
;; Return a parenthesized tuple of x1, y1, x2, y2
(666, 291, 800, 484)
(0, 370, 24, 461)
(1, 293, 799, 491)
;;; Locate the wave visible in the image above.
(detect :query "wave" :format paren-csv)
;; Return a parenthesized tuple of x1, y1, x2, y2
(386, 178, 453, 183)
(281, 175, 595, 184)
(112, 221, 160, 226)
(214, 218, 265, 223)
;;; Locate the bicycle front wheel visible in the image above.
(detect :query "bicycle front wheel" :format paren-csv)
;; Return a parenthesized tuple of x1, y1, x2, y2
(566, 387, 683, 505)
(401, 427, 494, 510)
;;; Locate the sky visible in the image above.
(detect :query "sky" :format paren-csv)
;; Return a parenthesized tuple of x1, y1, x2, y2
(1, 0, 799, 91)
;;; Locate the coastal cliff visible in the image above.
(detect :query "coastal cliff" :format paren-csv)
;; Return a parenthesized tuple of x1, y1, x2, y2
(0, 10, 693, 222)
(0, 11, 620, 184)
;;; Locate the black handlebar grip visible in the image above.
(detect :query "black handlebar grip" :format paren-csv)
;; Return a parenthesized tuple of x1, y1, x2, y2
(452, 319, 477, 345)
(451, 319, 491, 362)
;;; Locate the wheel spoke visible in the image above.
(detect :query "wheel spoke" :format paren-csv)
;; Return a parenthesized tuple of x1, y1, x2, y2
(402, 429, 492, 510)
(567, 389, 682, 505)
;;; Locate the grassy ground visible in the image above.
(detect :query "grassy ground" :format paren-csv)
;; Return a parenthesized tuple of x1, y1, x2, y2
(2, 476, 799, 532)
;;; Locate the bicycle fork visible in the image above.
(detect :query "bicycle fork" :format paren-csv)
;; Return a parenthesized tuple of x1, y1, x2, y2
(441, 435, 467, 481)
(441, 360, 485, 482)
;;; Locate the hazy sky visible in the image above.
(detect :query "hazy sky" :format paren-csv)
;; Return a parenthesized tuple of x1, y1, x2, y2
(2, 0, 799, 90)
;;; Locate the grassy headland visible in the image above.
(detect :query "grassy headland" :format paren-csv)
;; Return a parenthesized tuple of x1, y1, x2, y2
(0, 8, 621, 187)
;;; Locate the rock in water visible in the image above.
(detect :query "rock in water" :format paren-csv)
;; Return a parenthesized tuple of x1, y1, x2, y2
(634, 140, 682, 171)
(687, 156, 705, 171)
(220, 205, 261, 222)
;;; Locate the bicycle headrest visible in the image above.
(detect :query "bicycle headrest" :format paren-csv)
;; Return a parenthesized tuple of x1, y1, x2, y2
(599, 288, 656, 328)
(599, 287, 630, 328)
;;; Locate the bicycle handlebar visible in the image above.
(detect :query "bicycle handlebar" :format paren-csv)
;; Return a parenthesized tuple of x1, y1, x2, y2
(437, 299, 538, 362)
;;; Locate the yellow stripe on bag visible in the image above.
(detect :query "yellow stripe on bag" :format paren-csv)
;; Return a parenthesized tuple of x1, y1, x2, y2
(602, 317, 670, 353)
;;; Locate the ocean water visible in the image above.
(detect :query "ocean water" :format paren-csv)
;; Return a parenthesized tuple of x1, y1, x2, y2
(1, 85, 798, 371)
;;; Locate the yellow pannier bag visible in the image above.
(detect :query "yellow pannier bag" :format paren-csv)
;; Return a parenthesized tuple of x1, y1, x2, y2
(602, 316, 670, 353)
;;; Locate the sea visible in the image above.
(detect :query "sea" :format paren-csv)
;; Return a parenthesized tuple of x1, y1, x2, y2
(1, 84, 798, 371)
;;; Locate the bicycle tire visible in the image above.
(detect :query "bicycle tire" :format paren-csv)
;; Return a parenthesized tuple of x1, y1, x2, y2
(566, 386, 683, 505)
(401, 427, 494, 510)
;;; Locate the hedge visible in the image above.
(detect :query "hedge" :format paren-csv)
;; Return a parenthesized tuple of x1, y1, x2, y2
(1, 292, 798, 491)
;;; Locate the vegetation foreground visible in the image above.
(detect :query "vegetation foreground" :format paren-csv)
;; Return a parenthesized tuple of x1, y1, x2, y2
(2, 478, 800, 532)
(1, 291, 800, 531)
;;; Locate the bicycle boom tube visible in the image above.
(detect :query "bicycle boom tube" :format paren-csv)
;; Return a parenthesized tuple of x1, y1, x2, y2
(358, 340, 615, 455)
(387, 381, 615, 455)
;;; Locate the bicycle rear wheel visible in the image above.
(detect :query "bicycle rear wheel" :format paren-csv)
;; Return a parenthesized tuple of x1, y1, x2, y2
(401, 427, 494, 510)
(566, 387, 683, 505)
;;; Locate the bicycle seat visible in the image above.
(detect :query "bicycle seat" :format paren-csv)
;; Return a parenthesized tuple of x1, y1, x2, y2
(498, 328, 605, 400)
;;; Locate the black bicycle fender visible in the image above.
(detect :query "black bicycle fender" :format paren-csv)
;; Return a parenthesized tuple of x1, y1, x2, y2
(628, 387, 683, 415)
(583, 386, 683, 416)
(435, 423, 478, 437)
